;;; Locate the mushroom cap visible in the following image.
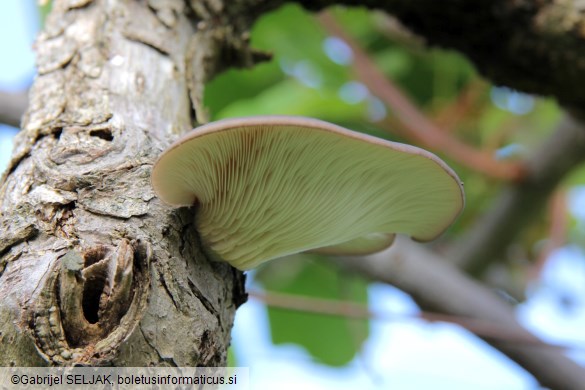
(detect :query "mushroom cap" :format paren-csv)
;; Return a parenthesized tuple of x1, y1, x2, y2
(151, 116, 464, 270)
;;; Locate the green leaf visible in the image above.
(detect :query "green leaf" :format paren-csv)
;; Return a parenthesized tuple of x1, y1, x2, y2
(205, 62, 284, 116)
(256, 254, 369, 366)
(38, 0, 53, 28)
(565, 165, 585, 187)
(214, 78, 367, 121)
(227, 345, 238, 367)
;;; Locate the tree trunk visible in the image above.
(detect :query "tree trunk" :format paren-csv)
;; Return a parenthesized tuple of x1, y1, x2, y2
(0, 0, 248, 366)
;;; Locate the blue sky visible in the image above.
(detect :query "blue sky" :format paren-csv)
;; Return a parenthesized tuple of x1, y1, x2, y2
(0, 0, 37, 170)
(1, 1, 584, 388)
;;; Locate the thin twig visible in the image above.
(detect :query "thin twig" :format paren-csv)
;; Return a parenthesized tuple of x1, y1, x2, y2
(317, 12, 524, 182)
(449, 115, 585, 275)
(431, 79, 486, 133)
(332, 236, 585, 389)
(249, 290, 580, 350)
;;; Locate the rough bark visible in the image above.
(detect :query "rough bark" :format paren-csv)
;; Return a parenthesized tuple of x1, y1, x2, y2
(0, 0, 252, 366)
(336, 236, 585, 390)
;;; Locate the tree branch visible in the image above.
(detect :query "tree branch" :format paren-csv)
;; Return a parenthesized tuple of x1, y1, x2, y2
(449, 114, 585, 275)
(250, 290, 581, 350)
(0, 90, 27, 128)
(530, 189, 568, 280)
(334, 236, 585, 390)
(317, 12, 524, 182)
(312, 6, 585, 277)
(294, 0, 585, 109)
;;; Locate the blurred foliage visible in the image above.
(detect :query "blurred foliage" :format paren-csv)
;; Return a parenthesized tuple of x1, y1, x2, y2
(37, 0, 52, 27)
(227, 346, 237, 367)
(255, 255, 369, 366)
(203, 3, 578, 367)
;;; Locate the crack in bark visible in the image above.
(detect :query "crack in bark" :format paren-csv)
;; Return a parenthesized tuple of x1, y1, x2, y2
(187, 277, 220, 319)
(19, 239, 151, 365)
(0, 224, 38, 260)
(123, 33, 172, 56)
(158, 272, 181, 311)
(64, 0, 95, 11)
(80, 205, 148, 220)
(139, 325, 179, 367)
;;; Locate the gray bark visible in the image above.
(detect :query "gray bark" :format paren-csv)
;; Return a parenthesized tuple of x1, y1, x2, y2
(0, 0, 248, 366)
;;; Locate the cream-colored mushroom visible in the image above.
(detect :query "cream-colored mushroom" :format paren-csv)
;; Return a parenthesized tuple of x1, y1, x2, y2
(151, 116, 464, 270)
